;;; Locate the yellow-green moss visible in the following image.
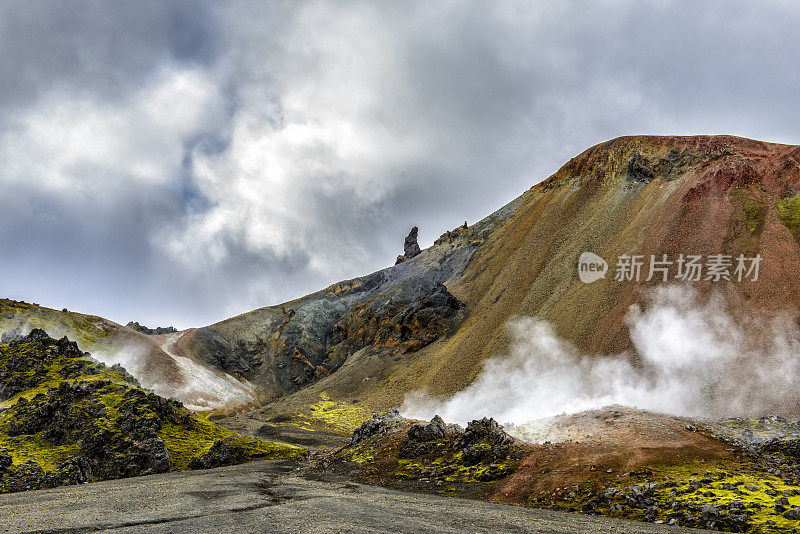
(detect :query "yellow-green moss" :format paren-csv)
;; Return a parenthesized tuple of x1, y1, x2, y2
(343, 442, 377, 465)
(238, 435, 305, 461)
(640, 460, 800, 532)
(192, 408, 226, 420)
(0, 434, 81, 471)
(158, 418, 305, 471)
(288, 392, 372, 434)
(443, 460, 515, 483)
(776, 194, 800, 241)
(0, 300, 111, 353)
(158, 419, 235, 471)
(0, 360, 132, 411)
(742, 195, 767, 235)
(393, 451, 516, 483)
(0, 335, 307, 489)
(724, 190, 768, 256)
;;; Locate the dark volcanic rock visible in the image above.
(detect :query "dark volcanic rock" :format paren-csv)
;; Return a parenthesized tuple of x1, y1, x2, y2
(1, 456, 93, 491)
(0, 330, 188, 485)
(200, 280, 469, 396)
(404, 226, 421, 258)
(126, 321, 178, 335)
(395, 226, 422, 264)
(351, 409, 403, 445)
(189, 437, 247, 469)
(784, 507, 800, 520)
(625, 153, 655, 183)
(181, 328, 259, 376)
(109, 363, 141, 386)
(0, 328, 289, 495)
(761, 437, 800, 458)
(7, 379, 178, 479)
(399, 415, 464, 458)
(408, 415, 450, 442)
(1, 461, 54, 492)
(332, 283, 466, 356)
(0, 330, 88, 402)
(55, 457, 93, 486)
(456, 417, 516, 465)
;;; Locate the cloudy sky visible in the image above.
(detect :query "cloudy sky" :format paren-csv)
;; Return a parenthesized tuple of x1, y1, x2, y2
(1, 1, 798, 328)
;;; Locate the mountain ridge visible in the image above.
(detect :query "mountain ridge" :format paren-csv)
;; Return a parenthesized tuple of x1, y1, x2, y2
(4, 134, 800, 421)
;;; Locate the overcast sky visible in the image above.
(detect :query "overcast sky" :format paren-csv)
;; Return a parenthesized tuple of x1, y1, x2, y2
(1, 1, 798, 329)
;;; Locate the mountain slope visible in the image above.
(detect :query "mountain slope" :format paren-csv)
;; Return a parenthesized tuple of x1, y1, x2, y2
(211, 135, 800, 424)
(166, 198, 522, 409)
(6, 135, 800, 423)
(377, 135, 800, 406)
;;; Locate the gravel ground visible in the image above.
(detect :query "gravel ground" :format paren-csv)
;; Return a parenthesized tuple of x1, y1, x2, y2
(0, 460, 710, 534)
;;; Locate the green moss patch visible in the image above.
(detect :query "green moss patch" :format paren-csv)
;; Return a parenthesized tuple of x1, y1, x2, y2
(742, 195, 768, 235)
(0, 434, 81, 472)
(394, 453, 515, 484)
(158, 418, 304, 471)
(275, 392, 372, 435)
(775, 194, 800, 242)
(727, 190, 767, 255)
(543, 456, 800, 532)
(0, 300, 112, 352)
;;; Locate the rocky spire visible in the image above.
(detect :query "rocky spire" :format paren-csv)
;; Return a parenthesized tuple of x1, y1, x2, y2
(395, 226, 421, 264)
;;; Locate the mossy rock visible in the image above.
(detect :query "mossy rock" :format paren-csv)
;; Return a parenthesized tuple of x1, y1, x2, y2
(0, 329, 306, 494)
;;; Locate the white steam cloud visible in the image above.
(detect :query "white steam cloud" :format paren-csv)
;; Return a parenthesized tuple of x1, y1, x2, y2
(402, 286, 800, 425)
(2, 319, 254, 411)
(158, 333, 255, 412)
(92, 334, 254, 412)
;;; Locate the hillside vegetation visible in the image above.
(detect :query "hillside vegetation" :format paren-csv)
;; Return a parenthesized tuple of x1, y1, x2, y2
(0, 329, 304, 493)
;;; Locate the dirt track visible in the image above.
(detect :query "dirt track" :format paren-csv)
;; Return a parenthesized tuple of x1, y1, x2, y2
(0, 460, 709, 533)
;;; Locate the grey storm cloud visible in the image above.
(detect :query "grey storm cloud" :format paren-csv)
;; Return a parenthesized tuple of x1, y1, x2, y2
(1, 0, 799, 328)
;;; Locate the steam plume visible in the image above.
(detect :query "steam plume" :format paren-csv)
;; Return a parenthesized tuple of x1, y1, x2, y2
(402, 286, 800, 425)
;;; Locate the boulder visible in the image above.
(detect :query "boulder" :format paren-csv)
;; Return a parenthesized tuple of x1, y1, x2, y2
(456, 417, 516, 465)
(351, 409, 403, 445)
(26, 328, 51, 342)
(399, 415, 463, 458)
(55, 457, 93, 485)
(189, 437, 246, 469)
(701, 504, 719, 522)
(0, 460, 57, 492)
(407, 415, 450, 442)
(784, 507, 800, 520)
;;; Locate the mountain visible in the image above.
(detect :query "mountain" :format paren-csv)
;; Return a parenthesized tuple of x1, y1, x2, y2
(191, 134, 800, 423)
(4, 135, 800, 531)
(5, 135, 800, 423)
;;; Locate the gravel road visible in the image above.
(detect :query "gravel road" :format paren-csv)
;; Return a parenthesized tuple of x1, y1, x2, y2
(0, 460, 707, 533)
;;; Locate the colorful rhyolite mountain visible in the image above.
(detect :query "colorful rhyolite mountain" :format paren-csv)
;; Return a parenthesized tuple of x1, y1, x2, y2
(4, 135, 800, 419)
